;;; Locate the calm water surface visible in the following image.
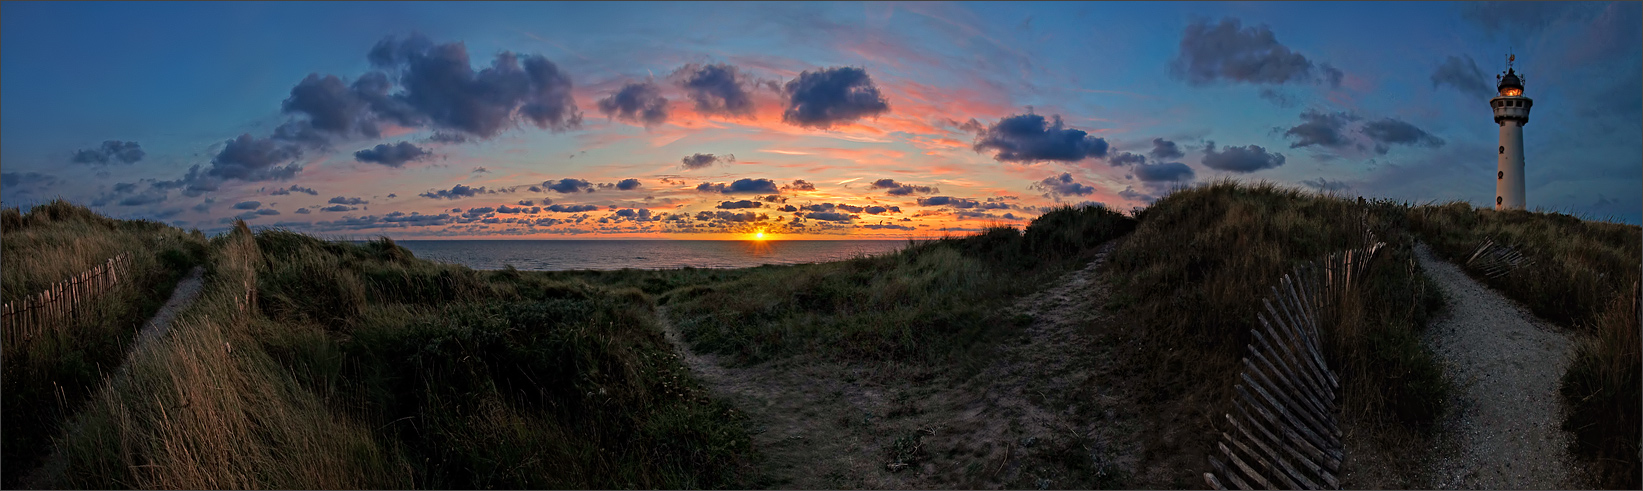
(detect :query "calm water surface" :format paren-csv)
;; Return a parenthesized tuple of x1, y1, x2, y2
(391, 240, 909, 271)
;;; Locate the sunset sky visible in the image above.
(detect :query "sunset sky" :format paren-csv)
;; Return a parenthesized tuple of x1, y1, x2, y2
(3, 1, 1638, 239)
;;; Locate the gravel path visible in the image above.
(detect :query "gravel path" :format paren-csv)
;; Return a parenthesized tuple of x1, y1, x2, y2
(1415, 243, 1586, 489)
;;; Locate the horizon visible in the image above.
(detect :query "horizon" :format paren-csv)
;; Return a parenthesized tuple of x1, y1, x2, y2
(3, 1, 1639, 240)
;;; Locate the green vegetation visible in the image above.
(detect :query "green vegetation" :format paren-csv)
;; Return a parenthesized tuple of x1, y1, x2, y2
(36, 224, 753, 489)
(1410, 202, 1641, 489)
(1101, 180, 1448, 484)
(662, 204, 1136, 368)
(1, 201, 207, 487)
(8, 186, 1632, 489)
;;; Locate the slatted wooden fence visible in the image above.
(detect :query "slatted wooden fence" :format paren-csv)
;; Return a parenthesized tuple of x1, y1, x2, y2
(1464, 236, 1530, 278)
(1205, 220, 1386, 490)
(2, 253, 133, 354)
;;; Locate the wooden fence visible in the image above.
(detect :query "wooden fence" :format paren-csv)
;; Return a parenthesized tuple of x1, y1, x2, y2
(1205, 219, 1385, 490)
(2, 253, 133, 354)
(1464, 236, 1530, 279)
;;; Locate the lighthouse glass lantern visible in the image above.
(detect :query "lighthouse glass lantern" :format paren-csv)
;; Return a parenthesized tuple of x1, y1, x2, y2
(1490, 55, 1531, 210)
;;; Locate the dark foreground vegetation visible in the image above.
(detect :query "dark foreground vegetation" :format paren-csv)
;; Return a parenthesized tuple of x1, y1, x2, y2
(4, 183, 1635, 489)
(1, 202, 207, 488)
(1411, 203, 1641, 489)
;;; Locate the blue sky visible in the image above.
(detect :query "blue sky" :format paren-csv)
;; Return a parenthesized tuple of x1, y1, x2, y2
(3, 1, 1638, 238)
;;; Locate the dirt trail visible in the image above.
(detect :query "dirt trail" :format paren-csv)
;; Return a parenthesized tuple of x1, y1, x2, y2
(1414, 243, 1588, 489)
(123, 266, 206, 361)
(21, 266, 207, 489)
(656, 240, 1136, 489)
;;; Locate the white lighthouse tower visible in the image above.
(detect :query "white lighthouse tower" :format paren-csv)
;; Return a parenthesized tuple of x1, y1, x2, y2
(1491, 54, 1532, 210)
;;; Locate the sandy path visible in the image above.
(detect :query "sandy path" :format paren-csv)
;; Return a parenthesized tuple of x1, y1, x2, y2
(655, 240, 1133, 489)
(21, 266, 208, 489)
(1414, 243, 1587, 489)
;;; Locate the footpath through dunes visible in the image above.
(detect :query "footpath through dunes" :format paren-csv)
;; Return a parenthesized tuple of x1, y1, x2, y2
(657, 239, 1139, 489)
(20, 266, 207, 489)
(1414, 243, 1589, 489)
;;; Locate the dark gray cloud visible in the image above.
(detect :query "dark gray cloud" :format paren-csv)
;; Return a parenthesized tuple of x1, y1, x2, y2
(806, 211, 855, 222)
(672, 63, 756, 117)
(1149, 138, 1185, 160)
(868, 178, 937, 196)
(368, 34, 582, 138)
(781, 67, 891, 128)
(777, 204, 799, 212)
(696, 178, 780, 194)
(294, 207, 312, 214)
(863, 205, 899, 215)
(1284, 110, 1360, 149)
(1301, 177, 1351, 192)
(427, 132, 468, 144)
(354, 141, 432, 167)
(546, 178, 595, 193)
(1108, 152, 1147, 167)
(917, 196, 981, 209)
(472, 166, 489, 174)
(256, 208, 281, 216)
(112, 182, 138, 194)
(546, 204, 599, 213)
(973, 113, 1109, 162)
(1201, 141, 1286, 173)
(1171, 17, 1342, 87)
(1119, 186, 1158, 204)
(270, 184, 319, 196)
(597, 81, 669, 127)
(1363, 118, 1444, 154)
(208, 134, 303, 182)
(1134, 162, 1196, 182)
(321, 205, 355, 212)
(1031, 173, 1097, 198)
(329, 196, 368, 205)
(282, 74, 394, 141)
(1431, 55, 1493, 98)
(71, 140, 145, 165)
(234, 201, 262, 210)
(716, 200, 763, 209)
(782, 179, 816, 191)
(616, 178, 642, 191)
(419, 183, 497, 199)
(681, 152, 733, 169)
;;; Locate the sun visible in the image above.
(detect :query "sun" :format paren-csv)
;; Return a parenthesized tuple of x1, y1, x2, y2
(753, 230, 766, 240)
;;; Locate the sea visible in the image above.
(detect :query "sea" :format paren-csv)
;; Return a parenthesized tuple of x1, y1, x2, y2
(391, 240, 911, 271)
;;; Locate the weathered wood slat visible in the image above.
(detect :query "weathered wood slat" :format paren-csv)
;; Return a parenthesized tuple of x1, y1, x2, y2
(1210, 456, 1252, 490)
(1220, 441, 1273, 490)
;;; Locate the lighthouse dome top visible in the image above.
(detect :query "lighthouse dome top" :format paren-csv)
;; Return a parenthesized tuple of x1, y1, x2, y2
(1497, 68, 1524, 96)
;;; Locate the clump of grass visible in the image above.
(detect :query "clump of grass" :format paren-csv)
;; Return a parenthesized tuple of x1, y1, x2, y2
(661, 204, 1135, 368)
(1101, 180, 1448, 484)
(1410, 202, 1642, 489)
(0, 200, 206, 486)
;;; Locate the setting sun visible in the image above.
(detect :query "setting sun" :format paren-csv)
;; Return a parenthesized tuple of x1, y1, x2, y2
(753, 230, 766, 240)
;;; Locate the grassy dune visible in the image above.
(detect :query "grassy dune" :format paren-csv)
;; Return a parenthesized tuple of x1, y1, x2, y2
(0, 201, 207, 487)
(1410, 202, 1641, 489)
(1099, 181, 1448, 485)
(6, 185, 1634, 489)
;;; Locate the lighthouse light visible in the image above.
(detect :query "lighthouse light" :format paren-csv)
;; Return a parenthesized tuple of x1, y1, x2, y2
(1500, 87, 1522, 97)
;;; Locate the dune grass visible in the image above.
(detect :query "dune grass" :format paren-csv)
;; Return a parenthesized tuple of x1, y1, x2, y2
(0, 201, 207, 487)
(1409, 202, 1641, 489)
(659, 204, 1137, 369)
(36, 223, 755, 489)
(1100, 180, 1448, 486)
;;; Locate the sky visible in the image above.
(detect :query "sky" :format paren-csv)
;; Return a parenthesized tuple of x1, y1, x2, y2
(2, 1, 1638, 239)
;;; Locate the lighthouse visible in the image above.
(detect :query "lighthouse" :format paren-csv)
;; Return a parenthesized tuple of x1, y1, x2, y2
(1490, 54, 1532, 210)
